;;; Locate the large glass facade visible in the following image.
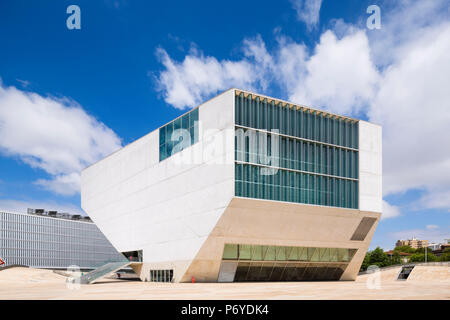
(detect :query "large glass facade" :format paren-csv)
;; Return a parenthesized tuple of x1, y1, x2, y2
(222, 244, 356, 263)
(222, 243, 356, 282)
(0, 211, 124, 269)
(234, 92, 359, 209)
(159, 107, 199, 161)
(235, 93, 358, 148)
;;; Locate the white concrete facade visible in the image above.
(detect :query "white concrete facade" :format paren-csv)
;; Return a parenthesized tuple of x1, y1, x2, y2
(81, 88, 382, 282)
(81, 89, 236, 281)
(358, 121, 382, 213)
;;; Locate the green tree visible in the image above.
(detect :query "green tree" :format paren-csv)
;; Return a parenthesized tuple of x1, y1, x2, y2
(391, 251, 401, 265)
(394, 245, 416, 254)
(415, 247, 429, 254)
(368, 247, 390, 267)
(409, 252, 438, 262)
(439, 252, 450, 262)
(360, 247, 400, 272)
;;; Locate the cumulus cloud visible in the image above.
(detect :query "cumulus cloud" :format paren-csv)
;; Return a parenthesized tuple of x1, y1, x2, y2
(290, 0, 323, 30)
(367, 4, 450, 206)
(288, 29, 379, 115)
(155, 29, 378, 116)
(154, 0, 450, 215)
(0, 83, 122, 195)
(381, 200, 401, 220)
(155, 45, 265, 109)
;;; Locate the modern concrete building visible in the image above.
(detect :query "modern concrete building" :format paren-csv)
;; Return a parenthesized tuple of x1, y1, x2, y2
(81, 88, 382, 282)
(0, 209, 124, 269)
(396, 238, 429, 249)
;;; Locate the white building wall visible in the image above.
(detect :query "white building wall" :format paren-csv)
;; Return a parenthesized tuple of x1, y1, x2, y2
(81, 89, 236, 264)
(358, 120, 382, 213)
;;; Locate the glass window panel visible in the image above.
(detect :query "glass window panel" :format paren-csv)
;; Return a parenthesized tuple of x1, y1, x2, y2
(159, 144, 167, 161)
(190, 108, 198, 127)
(235, 95, 240, 125)
(239, 244, 251, 260)
(251, 245, 262, 260)
(159, 127, 165, 146)
(309, 247, 320, 261)
(223, 244, 238, 260)
(337, 248, 349, 262)
(329, 248, 338, 262)
(263, 246, 276, 261)
(182, 113, 189, 129)
(276, 246, 286, 261)
(173, 117, 182, 131)
(319, 248, 330, 262)
(287, 247, 298, 261)
(306, 247, 314, 261)
(165, 121, 173, 143)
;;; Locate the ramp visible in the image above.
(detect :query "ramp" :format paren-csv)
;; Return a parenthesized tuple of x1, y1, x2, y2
(78, 261, 133, 284)
(407, 263, 450, 282)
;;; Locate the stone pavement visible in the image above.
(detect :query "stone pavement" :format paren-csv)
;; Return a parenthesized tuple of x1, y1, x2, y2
(0, 267, 448, 300)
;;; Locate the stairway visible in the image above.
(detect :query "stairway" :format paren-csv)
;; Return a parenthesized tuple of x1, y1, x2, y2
(78, 261, 133, 284)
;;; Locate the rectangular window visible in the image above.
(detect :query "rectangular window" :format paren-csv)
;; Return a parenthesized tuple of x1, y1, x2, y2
(223, 244, 238, 260)
(160, 107, 199, 162)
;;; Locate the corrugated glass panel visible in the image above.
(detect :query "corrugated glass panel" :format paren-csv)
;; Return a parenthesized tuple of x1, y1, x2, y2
(234, 94, 359, 209)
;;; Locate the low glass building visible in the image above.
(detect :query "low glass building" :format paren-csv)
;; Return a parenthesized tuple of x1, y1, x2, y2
(0, 209, 124, 269)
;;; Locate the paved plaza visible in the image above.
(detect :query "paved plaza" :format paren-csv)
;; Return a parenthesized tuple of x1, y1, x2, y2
(0, 267, 448, 300)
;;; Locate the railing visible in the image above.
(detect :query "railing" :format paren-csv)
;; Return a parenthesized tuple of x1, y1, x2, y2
(78, 261, 132, 284)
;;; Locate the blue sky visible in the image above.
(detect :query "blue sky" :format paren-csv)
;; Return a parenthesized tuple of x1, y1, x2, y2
(0, 0, 449, 250)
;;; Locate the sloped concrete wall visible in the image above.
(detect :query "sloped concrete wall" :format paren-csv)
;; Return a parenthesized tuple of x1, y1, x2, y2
(183, 197, 380, 282)
(356, 266, 402, 282)
(407, 265, 450, 282)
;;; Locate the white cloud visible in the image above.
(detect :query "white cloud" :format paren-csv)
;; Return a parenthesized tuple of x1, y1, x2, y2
(290, 0, 323, 30)
(288, 29, 379, 115)
(418, 190, 450, 211)
(0, 83, 122, 195)
(426, 225, 439, 230)
(35, 172, 81, 196)
(368, 0, 450, 68)
(155, 45, 264, 109)
(368, 24, 450, 202)
(381, 200, 401, 220)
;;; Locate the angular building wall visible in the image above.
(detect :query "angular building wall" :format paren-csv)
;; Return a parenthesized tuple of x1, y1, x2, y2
(81, 88, 382, 282)
(182, 198, 379, 282)
(81, 90, 236, 282)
